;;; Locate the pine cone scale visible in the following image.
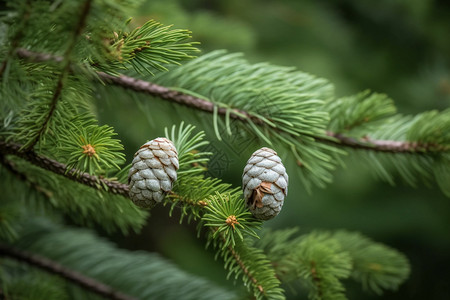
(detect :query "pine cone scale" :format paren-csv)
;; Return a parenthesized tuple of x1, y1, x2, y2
(140, 169, 156, 179)
(275, 176, 288, 189)
(164, 166, 177, 180)
(246, 168, 264, 178)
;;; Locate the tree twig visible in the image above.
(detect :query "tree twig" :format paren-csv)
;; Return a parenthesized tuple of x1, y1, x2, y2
(325, 131, 447, 153)
(14, 48, 449, 154)
(0, 141, 129, 197)
(96, 72, 256, 122)
(96, 72, 449, 153)
(0, 243, 137, 300)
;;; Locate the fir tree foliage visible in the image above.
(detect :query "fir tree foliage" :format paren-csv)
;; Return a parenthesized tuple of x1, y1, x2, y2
(164, 122, 210, 176)
(203, 193, 260, 249)
(325, 90, 397, 136)
(56, 118, 125, 175)
(0, 156, 147, 234)
(324, 92, 450, 191)
(7, 218, 237, 300)
(1, 265, 69, 300)
(151, 50, 449, 194)
(106, 20, 200, 75)
(0, 0, 446, 299)
(152, 124, 283, 298)
(162, 123, 241, 222)
(214, 239, 284, 300)
(332, 231, 410, 295)
(255, 229, 410, 300)
(153, 50, 340, 191)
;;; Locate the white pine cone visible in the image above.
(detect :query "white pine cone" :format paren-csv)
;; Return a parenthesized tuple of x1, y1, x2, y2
(242, 147, 288, 220)
(128, 138, 179, 208)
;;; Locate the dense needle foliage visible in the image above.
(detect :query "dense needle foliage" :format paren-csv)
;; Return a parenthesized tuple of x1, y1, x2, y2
(0, 1, 448, 299)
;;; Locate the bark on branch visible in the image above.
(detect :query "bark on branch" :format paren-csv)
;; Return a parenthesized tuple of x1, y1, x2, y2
(0, 141, 129, 196)
(14, 48, 448, 154)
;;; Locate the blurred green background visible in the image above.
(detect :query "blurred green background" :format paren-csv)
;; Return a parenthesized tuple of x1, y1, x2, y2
(95, 0, 450, 299)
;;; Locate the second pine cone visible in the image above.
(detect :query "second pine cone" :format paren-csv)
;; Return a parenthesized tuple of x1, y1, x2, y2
(242, 147, 288, 220)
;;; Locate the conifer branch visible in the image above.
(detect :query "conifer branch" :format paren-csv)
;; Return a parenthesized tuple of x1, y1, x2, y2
(325, 131, 448, 153)
(0, 243, 137, 300)
(25, 0, 93, 150)
(14, 48, 449, 155)
(96, 72, 253, 122)
(0, 141, 129, 197)
(0, 140, 272, 298)
(227, 240, 265, 294)
(97, 72, 448, 154)
(15, 48, 63, 63)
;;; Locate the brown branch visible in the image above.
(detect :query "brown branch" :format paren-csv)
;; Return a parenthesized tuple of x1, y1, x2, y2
(25, 0, 93, 150)
(0, 140, 129, 197)
(94, 76, 448, 154)
(15, 48, 64, 64)
(0, 243, 137, 300)
(96, 72, 256, 122)
(1, 141, 268, 298)
(325, 131, 448, 153)
(14, 48, 449, 154)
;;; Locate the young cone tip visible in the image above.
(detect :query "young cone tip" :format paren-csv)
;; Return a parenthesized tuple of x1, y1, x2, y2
(242, 147, 288, 220)
(128, 137, 179, 208)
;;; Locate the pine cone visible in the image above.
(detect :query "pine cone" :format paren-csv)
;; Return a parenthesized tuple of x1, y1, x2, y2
(242, 147, 288, 220)
(128, 138, 179, 208)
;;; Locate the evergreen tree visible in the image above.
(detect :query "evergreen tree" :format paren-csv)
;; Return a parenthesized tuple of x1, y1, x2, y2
(0, 1, 448, 299)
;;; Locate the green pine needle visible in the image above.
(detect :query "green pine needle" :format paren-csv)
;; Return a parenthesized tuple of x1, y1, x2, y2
(256, 228, 411, 299)
(56, 121, 125, 175)
(203, 193, 261, 249)
(109, 20, 200, 75)
(164, 122, 210, 176)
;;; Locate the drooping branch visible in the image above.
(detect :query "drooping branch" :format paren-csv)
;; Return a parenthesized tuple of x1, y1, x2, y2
(0, 141, 129, 197)
(0, 243, 137, 300)
(14, 48, 449, 154)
